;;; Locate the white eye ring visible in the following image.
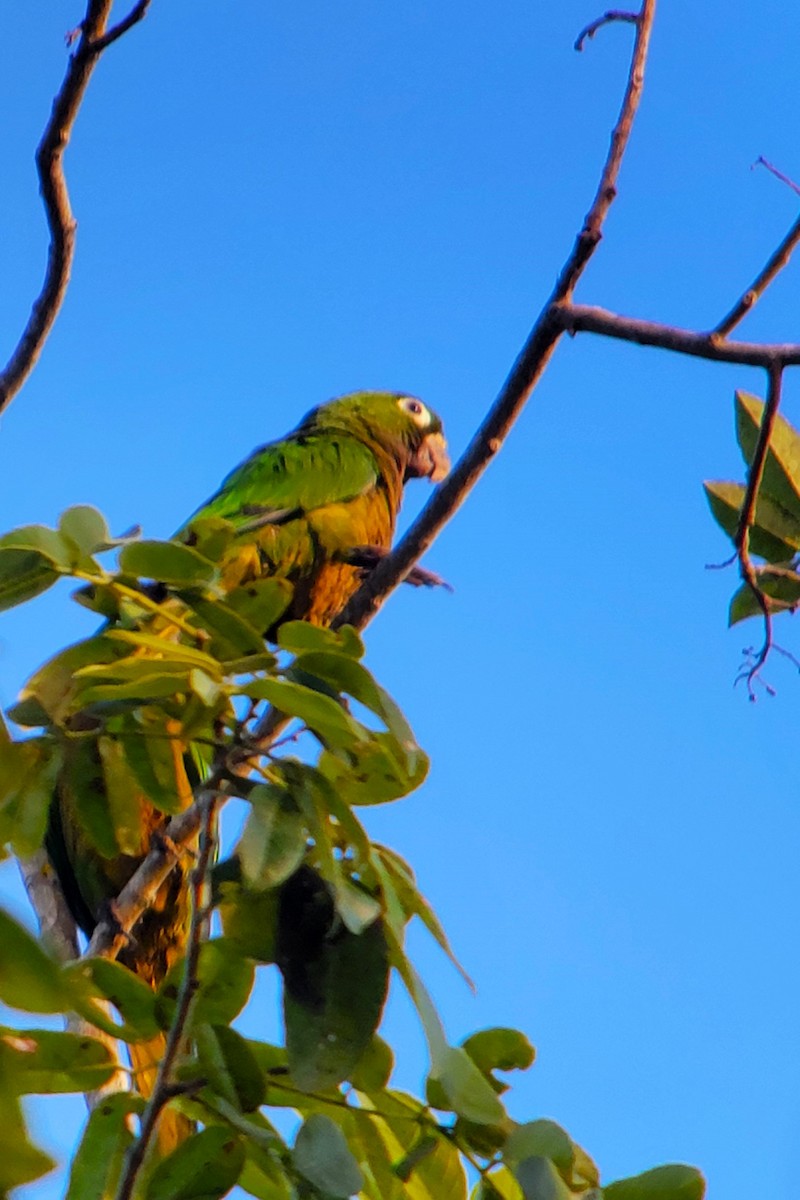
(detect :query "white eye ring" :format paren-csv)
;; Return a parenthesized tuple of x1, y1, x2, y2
(398, 396, 430, 427)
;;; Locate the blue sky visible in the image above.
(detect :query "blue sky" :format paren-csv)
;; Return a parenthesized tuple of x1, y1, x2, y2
(3, 2, 800, 1196)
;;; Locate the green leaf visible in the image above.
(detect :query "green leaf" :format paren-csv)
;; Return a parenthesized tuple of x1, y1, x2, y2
(291, 650, 418, 750)
(513, 1156, 574, 1200)
(473, 1167, 524, 1200)
(67, 958, 160, 1042)
(728, 569, 800, 625)
(505, 1122, 574, 1175)
(278, 620, 364, 658)
(279, 868, 390, 1091)
(0, 522, 75, 567)
(158, 939, 255, 1031)
(0, 1086, 55, 1192)
(226, 577, 294, 633)
(0, 1027, 116, 1093)
(604, 1165, 705, 1200)
(0, 909, 70, 1012)
(59, 505, 113, 556)
(238, 678, 367, 751)
(16, 635, 123, 724)
(293, 1114, 364, 1198)
(181, 594, 268, 656)
(237, 785, 307, 890)
(319, 736, 429, 807)
(216, 874, 279, 963)
(429, 1047, 505, 1125)
(349, 1035, 394, 1091)
(119, 718, 193, 816)
(736, 390, 800, 524)
(0, 548, 61, 612)
(194, 1024, 266, 1113)
(145, 1127, 245, 1200)
(103, 630, 222, 672)
(462, 1028, 536, 1090)
(0, 737, 60, 857)
(60, 737, 119, 859)
(703, 479, 800, 560)
(119, 539, 218, 587)
(66, 1093, 142, 1200)
(354, 1089, 468, 1200)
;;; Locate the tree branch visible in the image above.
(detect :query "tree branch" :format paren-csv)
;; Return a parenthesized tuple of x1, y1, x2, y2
(0, 0, 152, 415)
(554, 302, 800, 366)
(714, 208, 800, 338)
(575, 10, 640, 52)
(336, 0, 657, 630)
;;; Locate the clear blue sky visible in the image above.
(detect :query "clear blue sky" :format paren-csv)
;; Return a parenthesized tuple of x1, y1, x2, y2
(3, 2, 800, 1196)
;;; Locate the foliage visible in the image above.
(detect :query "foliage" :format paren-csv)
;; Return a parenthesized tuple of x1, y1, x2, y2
(0, 509, 704, 1199)
(705, 391, 800, 626)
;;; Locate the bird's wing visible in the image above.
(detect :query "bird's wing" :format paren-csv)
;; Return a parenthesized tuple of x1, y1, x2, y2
(181, 433, 380, 533)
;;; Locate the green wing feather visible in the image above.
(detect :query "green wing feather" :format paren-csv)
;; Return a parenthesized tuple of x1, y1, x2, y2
(183, 434, 380, 531)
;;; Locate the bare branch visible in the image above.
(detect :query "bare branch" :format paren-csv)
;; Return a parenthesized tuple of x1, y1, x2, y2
(714, 209, 800, 338)
(554, 302, 800, 366)
(86, 775, 218, 960)
(575, 10, 639, 53)
(114, 793, 218, 1200)
(754, 156, 800, 199)
(0, 0, 152, 415)
(336, 0, 657, 630)
(18, 849, 79, 962)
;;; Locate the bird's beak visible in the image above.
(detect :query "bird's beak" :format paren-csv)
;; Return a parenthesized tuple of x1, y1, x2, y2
(408, 431, 450, 483)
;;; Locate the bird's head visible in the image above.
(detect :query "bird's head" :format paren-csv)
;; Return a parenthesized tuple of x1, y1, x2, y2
(305, 391, 450, 483)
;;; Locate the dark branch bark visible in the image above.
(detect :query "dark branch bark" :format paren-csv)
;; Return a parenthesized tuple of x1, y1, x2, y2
(0, 0, 152, 415)
(575, 10, 640, 52)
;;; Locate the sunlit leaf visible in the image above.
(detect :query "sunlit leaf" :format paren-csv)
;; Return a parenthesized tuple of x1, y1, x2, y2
(0, 909, 70, 1012)
(703, 479, 800, 560)
(736, 390, 800, 524)
(119, 539, 218, 587)
(66, 1093, 143, 1200)
(59, 505, 113, 556)
(293, 1114, 364, 1198)
(728, 569, 800, 625)
(237, 785, 307, 890)
(604, 1164, 706, 1200)
(278, 621, 364, 659)
(145, 1127, 245, 1200)
(0, 1027, 115, 1092)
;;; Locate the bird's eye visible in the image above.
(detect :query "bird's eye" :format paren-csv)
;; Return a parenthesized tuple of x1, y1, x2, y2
(398, 396, 430, 426)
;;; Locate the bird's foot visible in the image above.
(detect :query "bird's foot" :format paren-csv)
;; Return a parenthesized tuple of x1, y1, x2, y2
(348, 545, 453, 591)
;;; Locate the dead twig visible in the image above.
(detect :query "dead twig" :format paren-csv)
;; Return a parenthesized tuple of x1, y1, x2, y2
(575, 10, 639, 53)
(0, 0, 152, 415)
(754, 156, 800, 199)
(714, 211, 800, 338)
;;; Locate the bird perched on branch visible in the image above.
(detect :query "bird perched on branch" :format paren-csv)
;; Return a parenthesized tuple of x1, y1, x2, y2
(46, 390, 449, 1149)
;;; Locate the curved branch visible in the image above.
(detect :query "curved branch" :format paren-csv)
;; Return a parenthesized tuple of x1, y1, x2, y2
(0, 1, 152, 416)
(337, 0, 657, 630)
(575, 10, 640, 53)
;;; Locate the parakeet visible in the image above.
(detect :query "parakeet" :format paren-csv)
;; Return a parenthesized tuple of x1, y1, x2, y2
(46, 390, 449, 1147)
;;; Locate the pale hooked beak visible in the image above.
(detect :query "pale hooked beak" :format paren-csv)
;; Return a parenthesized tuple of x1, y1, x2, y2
(407, 431, 450, 482)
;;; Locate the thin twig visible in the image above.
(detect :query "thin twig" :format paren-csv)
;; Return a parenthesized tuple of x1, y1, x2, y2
(0, 0, 151, 415)
(754, 156, 800, 199)
(114, 793, 219, 1200)
(714, 209, 800, 337)
(734, 362, 784, 699)
(575, 10, 639, 53)
(555, 302, 800, 366)
(336, 1, 656, 631)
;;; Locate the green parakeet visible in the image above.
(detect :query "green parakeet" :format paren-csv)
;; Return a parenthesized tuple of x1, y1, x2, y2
(46, 390, 449, 1146)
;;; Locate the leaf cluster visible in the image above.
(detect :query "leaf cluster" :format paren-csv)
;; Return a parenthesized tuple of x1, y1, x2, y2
(705, 391, 800, 625)
(0, 510, 704, 1200)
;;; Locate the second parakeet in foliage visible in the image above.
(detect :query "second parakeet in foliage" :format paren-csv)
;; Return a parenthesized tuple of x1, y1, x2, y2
(46, 389, 449, 1144)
